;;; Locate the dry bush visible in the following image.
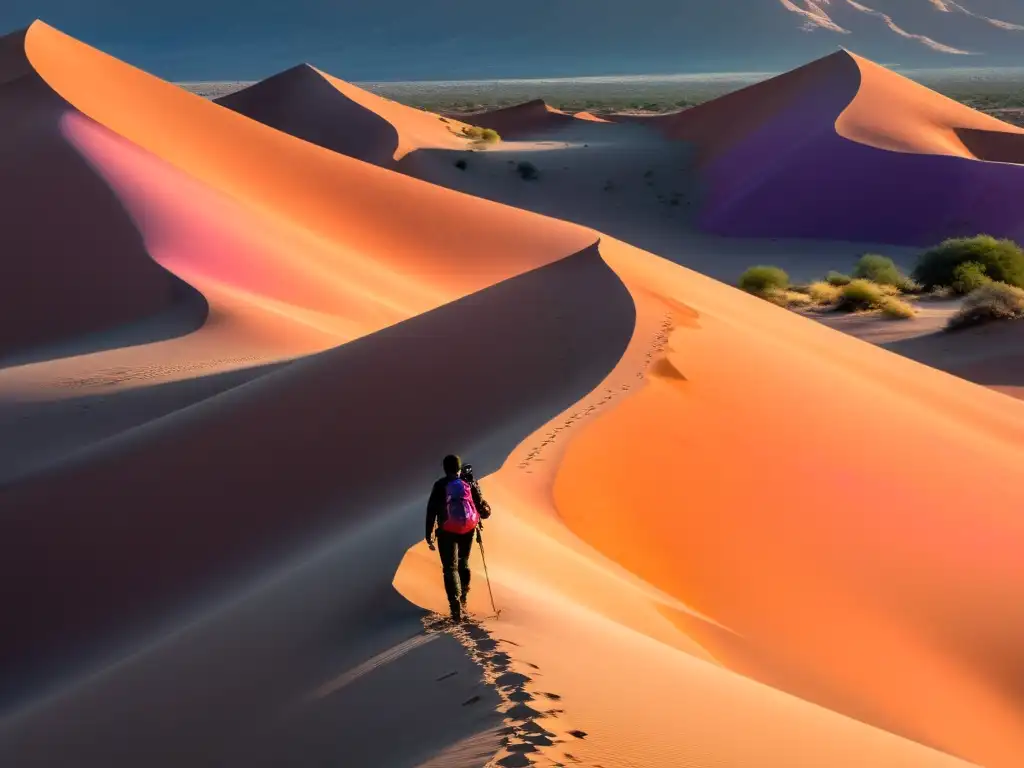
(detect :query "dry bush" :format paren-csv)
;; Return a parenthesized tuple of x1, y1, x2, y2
(947, 282, 1024, 330)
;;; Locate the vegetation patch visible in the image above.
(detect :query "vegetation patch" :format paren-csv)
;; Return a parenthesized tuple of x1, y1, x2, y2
(835, 279, 886, 312)
(807, 281, 842, 305)
(460, 125, 501, 143)
(738, 266, 789, 297)
(913, 235, 1024, 291)
(947, 282, 1024, 330)
(879, 296, 917, 319)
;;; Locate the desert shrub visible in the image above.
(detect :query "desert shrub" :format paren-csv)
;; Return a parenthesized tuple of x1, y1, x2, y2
(898, 277, 923, 294)
(913, 235, 1024, 290)
(516, 161, 539, 180)
(853, 253, 906, 287)
(454, 158, 468, 170)
(780, 290, 813, 307)
(880, 296, 916, 319)
(876, 283, 902, 296)
(947, 282, 1024, 330)
(738, 266, 789, 297)
(836, 279, 885, 312)
(460, 125, 501, 143)
(950, 261, 991, 295)
(825, 271, 851, 286)
(807, 281, 841, 304)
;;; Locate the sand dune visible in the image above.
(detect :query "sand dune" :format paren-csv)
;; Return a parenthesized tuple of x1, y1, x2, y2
(454, 99, 586, 138)
(3, 17, 1024, 768)
(216, 64, 477, 164)
(615, 49, 1024, 245)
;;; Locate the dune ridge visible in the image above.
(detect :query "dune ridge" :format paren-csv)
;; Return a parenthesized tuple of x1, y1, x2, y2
(657, 49, 1024, 244)
(215, 64, 477, 164)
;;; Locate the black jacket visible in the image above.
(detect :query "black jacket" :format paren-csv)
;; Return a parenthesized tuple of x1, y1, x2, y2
(426, 475, 491, 542)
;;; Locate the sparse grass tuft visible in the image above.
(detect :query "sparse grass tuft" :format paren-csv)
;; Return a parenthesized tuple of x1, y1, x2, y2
(738, 266, 789, 297)
(836, 279, 885, 312)
(947, 282, 1024, 330)
(808, 281, 842, 305)
(461, 125, 501, 143)
(779, 290, 813, 307)
(880, 296, 917, 319)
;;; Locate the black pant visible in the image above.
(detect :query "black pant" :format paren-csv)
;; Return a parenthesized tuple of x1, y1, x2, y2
(436, 530, 474, 610)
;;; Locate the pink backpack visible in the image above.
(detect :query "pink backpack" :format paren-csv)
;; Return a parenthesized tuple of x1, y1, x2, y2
(442, 478, 480, 534)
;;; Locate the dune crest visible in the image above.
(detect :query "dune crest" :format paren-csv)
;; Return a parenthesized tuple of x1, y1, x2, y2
(216, 63, 478, 164)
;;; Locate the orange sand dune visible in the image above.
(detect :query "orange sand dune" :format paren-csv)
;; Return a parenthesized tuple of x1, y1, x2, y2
(0, 29, 189, 358)
(216, 64, 477, 164)
(4, 18, 1024, 768)
(635, 49, 1024, 165)
(397, 236, 1024, 767)
(630, 51, 859, 162)
(2, 21, 592, 365)
(840, 51, 1024, 162)
(552, 239, 1024, 767)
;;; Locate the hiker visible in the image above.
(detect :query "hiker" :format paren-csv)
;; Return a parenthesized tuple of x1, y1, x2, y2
(425, 454, 491, 622)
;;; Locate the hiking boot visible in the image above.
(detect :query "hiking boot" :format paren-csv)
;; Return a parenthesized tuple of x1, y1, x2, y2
(450, 602, 463, 623)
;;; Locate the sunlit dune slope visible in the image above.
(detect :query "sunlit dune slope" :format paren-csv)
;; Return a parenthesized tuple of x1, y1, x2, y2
(550, 239, 1024, 767)
(5, 21, 592, 362)
(651, 49, 1024, 244)
(215, 64, 476, 164)
(396, 235, 1017, 767)
(0, 29, 187, 358)
(839, 52, 1024, 162)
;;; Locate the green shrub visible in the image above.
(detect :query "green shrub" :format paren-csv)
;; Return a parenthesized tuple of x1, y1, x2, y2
(808, 281, 841, 304)
(880, 296, 916, 319)
(836, 279, 885, 312)
(516, 161, 539, 180)
(950, 261, 991, 295)
(738, 266, 789, 297)
(853, 253, 906, 286)
(825, 271, 851, 286)
(914, 235, 1024, 290)
(947, 282, 1024, 330)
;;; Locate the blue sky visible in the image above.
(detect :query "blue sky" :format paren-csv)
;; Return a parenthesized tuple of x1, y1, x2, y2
(3, 1, 1023, 82)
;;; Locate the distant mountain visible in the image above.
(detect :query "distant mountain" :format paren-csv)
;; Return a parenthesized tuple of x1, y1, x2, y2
(1, 0, 1023, 81)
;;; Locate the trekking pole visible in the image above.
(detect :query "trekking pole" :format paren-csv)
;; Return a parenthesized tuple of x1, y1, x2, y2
(476, 527, 501, 619)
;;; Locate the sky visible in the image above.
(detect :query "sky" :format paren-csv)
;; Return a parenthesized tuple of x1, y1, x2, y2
(2, 1, 1024, 82)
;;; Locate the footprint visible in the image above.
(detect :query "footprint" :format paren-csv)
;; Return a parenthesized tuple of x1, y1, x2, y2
(462, 695, 482, 706)
(540, 692, 562, 701)
(567, 730, 588, 739)
(435, 671, 458, 681)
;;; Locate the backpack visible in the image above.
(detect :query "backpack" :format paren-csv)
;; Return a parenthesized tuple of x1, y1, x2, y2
(442, 477, 480, 534)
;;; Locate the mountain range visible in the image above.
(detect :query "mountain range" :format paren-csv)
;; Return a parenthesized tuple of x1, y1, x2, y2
(1, 1, 1022, 82)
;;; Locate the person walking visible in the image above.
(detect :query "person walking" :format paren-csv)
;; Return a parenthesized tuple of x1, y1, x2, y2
(425, 454, 491, 622)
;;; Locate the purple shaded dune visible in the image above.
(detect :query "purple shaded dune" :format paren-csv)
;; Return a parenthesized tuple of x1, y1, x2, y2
(695, 54, 1024, 246)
